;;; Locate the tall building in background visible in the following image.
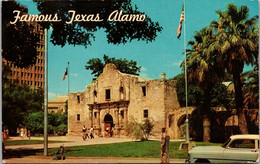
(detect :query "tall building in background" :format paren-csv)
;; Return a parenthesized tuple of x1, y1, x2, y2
(2, 7, 45, 90)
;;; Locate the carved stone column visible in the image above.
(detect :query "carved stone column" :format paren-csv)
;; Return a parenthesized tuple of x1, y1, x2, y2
(124, 108, 128, 135)
(96, 106, 101, 136)
(89, 106, 93, 127)
(115, 108, 120, 136)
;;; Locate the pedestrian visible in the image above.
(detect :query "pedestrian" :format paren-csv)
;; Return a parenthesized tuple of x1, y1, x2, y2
(82, 125, 87, 141)
(27, 130, 31, 139)
(90, 126, 94, 139)
(86, 128, 89, 139)
(6, 128, 9, 139)
(3, 127, 7, 141)
(105, 127, 109, 138)
(52, 145, 65, 160)
(110, 127, 114, 137)
(161, 128, 167, 163)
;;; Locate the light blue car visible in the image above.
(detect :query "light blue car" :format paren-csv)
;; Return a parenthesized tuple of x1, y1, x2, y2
(186, 134, 259, 163)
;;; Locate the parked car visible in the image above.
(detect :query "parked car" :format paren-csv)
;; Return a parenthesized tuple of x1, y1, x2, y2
(186, 134, 259, 163)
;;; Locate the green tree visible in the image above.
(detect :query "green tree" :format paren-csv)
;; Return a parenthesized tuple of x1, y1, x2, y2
(2, 83, 43, 135)
(183, 27, 224, 142)
(2, 1, 40, 68)
(173, 73, 203, 107)
(243, 66, 259, 108)
(86, 54, 141, 77)
(33, 0, 162, 47)
(209, 3, 259, 134)
(27, 112, 68, 135)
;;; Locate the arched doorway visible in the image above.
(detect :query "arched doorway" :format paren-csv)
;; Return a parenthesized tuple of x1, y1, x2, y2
(104, 114, 113, 136)
(177, 115, 186, 139)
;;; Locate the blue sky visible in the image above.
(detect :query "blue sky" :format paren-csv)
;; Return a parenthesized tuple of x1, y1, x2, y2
(18, 0, 259, 100)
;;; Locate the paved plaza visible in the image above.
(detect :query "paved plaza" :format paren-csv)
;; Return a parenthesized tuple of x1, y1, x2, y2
(3, 136, 185, 163)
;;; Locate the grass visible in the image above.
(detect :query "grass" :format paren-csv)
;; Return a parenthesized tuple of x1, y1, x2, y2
(48, 141, 222, 159)
(3, 140, 70, 146)
(3, 140, 222, 159)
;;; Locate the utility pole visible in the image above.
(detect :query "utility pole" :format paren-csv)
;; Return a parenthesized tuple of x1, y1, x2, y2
(44, 28, 48, 156)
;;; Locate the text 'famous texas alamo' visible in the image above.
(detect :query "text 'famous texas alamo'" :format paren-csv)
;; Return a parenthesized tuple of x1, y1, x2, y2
(10, 10, 146, 24)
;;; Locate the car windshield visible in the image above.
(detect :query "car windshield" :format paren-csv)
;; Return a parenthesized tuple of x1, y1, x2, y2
(222, 138, 231, 148)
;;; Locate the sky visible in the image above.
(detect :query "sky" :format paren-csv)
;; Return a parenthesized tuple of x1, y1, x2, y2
(17, 0, 259, 100)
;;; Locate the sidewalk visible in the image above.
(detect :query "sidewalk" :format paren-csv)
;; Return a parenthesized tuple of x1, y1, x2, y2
(5, 135, 134, 150)
(3, 156, 186, 163)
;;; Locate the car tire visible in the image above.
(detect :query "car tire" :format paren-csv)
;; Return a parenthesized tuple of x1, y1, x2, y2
(195, 159, 210, 163)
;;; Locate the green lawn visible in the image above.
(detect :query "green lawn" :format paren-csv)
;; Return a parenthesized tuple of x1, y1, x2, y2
(3, 140, 70, 146)
(48, 141, 222, 159)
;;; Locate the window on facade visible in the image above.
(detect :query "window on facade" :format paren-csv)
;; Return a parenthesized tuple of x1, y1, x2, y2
(120, 86, 124, 93)
(106, 89, 111, 100)
(142, 86, 146, 96)
(94, 112, 97, 118)
(94, 90, 97, 97)
(144, 109, 148, 118)
(77, 114, 80, 121)
(77, 95, 80, 103)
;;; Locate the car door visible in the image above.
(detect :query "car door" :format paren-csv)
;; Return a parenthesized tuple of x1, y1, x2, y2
(223, 139, 259, 163)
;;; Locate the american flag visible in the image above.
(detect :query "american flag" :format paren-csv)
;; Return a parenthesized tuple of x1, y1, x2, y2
(177, 8, 184, 39)
(63, 67, 68, 80)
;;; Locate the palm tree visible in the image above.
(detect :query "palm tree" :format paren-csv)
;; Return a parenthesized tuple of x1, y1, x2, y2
(184, 27, 224, 142)
(243, 66, 259, 108)
(209, 3, 258, 134)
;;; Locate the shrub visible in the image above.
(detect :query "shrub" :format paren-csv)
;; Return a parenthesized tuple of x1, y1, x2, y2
(55, 124, 67, 136)
(126, 117, 154, 141)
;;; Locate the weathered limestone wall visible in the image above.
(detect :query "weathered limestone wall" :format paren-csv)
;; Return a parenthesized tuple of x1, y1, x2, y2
(68, 91, 89, 135)
(128, 79, 166, 135)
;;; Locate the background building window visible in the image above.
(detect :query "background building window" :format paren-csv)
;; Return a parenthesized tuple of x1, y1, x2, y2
(77, 114, 80, 121)
(77, 95, 80, 103)
(106, 89, 111, 100)
(142, 86, 146, 96)
(144, 109, 148, 118)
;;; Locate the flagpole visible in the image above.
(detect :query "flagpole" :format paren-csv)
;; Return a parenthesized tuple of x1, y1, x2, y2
(183, 0, 190, 143)
(44, 28, 48, 156)
(68, 62, 70, 94)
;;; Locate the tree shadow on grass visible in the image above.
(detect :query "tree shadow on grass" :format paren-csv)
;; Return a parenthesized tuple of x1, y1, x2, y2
(3, 148, 43, 159)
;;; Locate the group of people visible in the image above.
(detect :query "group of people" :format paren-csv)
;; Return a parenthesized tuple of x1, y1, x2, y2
(82, 125, 94, 141)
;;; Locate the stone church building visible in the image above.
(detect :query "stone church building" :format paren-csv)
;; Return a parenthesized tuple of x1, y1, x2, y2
(68, 64, 182, 138)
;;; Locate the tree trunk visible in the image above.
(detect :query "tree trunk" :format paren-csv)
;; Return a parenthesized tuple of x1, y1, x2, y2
(203, 89, 211, 142)
(203, 117, 211, 142)
(232, 64, 249, 134)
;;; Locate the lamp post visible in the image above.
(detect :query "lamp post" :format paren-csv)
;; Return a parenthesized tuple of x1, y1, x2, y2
(44, 27, 48, 156)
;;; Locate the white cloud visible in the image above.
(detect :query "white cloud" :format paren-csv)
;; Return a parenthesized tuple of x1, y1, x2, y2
(172, 60, 182, 66)
(70, 73, 78, 77)
(48, 92, 57, 100)
(140, 72, 148, 77)
(165, 60, 182, 67)
(141, 67, 147, 71)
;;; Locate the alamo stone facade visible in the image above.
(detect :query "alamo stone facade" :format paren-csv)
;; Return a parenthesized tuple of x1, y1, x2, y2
(68, 63, 181, 138)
